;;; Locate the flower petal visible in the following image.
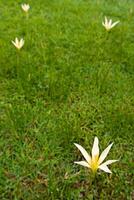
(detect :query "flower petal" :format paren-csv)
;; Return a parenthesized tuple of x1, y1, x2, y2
(102, 22, 105, 27)
(74, 161, 90, 168)
(99, 164, 112, 173)
(92, 137, 99, 158)
(105, 16, 108, 25)
(111, 21, 120, 28)
(74, 143, 91, 164)
(99, 143, 113, 164)
(109, 19, 112, 26)
(20, 39, 24, 47)
(12, 41, 16, 46)
(101, 159, 118, 166)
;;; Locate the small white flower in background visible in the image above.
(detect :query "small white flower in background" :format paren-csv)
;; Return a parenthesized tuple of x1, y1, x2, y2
(12, 38, 24, 50)
(74, 137, 118, 174)
(21, 3, 30, 12)
(102, 16, 120, 31)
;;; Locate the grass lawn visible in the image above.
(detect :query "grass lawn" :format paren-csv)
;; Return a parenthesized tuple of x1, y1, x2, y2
(0, 0, 134, 199)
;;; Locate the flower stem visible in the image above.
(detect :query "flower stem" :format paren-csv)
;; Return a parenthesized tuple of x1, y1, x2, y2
(16, 50, 21, 79)
(91, 172, 99, 199)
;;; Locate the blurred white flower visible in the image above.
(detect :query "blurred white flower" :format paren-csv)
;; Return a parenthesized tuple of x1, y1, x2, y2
(12, 38, 24, 50)
(21, 4, 30, 12)
(74, 137, 118, 174)
(102, 16, 120, 31)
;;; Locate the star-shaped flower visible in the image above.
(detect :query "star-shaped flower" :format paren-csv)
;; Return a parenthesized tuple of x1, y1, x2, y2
(21, 4, 30, 12)
(12, 38, 24, 50)
(74, 137, 118, 174)
(102, 16, 120, 31)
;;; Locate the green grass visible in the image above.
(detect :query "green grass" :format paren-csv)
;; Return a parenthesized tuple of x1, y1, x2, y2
(0, 0, 134, 199)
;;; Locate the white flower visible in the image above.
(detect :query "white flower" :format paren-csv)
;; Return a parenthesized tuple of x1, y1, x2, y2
(21, 4, 30, 12)
(12, 38, 24, 50)
(102, 16, 120, 31)
(74, 137, 118, 174)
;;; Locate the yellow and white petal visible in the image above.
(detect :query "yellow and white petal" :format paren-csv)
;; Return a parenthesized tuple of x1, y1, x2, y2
(74, 161, 89, 168)
(74, 143, 91, 164)
(109, 19, 112, 26)
(92, 137, 99, 158)
(105, 16, 108, 25)
(12, 40, 16, 46)
(15, 38, 18, 45)
(101, 159, 118, 166)
(20, 41, 22, 48)
(20, 38, 24, 47)
(99, 164, 112, 173)
(111, 21, 120, 29)
(98, 143, 113, 164)
(102, 22, 105, 27)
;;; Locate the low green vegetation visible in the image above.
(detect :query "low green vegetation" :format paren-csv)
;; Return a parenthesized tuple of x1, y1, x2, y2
(0, 0, 134, 199)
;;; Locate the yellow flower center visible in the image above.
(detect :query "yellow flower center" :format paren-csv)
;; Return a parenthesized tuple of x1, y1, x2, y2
(90, 155, 99, 172)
